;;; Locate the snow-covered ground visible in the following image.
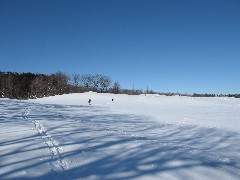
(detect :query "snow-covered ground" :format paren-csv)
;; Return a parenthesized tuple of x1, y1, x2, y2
(1, 92, 240, 179)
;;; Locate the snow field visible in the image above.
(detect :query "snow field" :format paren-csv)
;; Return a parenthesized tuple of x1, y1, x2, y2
(1, 92, 240, 179)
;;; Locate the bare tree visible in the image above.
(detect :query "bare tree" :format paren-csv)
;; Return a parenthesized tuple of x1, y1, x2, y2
(4, 73, 14, 98)
(99, 75, 112, 92)
(31, 75, 46, 98)
(49, 72, 69, 95)
(92, 74, 101, 92)
(81, 74, 94, 91)
(0, 73, 5, 97)
(112, 81, 120, 94)
(72, 73, 80, 92)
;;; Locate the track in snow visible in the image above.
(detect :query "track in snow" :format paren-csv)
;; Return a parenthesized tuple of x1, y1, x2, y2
(73, 113, 240, 176)
(22, 106, 69, 175)
(19, 101, 240, 179)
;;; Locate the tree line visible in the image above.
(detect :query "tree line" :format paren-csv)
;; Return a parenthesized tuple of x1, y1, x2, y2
(192, 93, 240, 98)
(0, 71, 239, 99)
(0, 71, 121, 99)
(71, 74, 120, 94)
(0, 72, 70, 99)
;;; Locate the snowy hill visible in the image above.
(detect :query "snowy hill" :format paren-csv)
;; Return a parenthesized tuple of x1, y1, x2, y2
(1, 92, 240, 179)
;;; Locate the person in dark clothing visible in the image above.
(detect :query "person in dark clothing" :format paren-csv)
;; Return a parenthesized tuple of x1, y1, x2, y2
(88, 99, 91, 105)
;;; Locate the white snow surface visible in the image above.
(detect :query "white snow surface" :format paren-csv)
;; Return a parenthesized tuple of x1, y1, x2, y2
(1, 92, 240, 179)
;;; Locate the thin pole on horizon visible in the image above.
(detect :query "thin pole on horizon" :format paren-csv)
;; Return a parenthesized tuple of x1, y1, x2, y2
(132, 74, 135, 91)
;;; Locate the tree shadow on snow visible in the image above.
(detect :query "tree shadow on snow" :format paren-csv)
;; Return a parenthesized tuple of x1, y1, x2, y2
(0, 101, 240, 179)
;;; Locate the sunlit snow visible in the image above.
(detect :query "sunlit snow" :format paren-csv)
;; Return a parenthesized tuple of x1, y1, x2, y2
(1, 92, 240, 179)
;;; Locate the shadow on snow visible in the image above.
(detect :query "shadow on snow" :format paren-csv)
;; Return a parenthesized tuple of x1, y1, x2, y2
(0, 100, 240, 179)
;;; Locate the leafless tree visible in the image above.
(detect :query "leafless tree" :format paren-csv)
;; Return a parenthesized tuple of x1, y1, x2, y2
(99, 75, 112, 92)
(72, 73, 81, 92)
(112, 81, 120, 94)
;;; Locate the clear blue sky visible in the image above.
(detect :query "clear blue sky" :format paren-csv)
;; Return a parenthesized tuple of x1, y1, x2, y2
(0, 0, 240, 94)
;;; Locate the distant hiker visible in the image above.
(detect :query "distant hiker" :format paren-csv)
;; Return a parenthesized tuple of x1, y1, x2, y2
(88, 99, 91, 105)
(112, 98, 114, 102)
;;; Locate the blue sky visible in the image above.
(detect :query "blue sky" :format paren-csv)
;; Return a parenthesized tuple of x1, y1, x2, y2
(0, 0, 240, 94)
